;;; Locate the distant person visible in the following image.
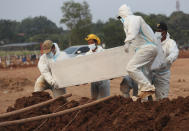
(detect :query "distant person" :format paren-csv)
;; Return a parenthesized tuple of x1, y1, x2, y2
(6, 56, 10, 67)
(31, 54, 36, 61)
(85, 34, 110, 99)
(34, 40, 70, 98)
(22, 56, 26, 63)
(153, 22, 179, 100)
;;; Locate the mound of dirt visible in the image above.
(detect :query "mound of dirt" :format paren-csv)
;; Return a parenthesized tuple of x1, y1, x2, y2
(0, 92, 91, 131)
(0, 92, 189, 131)
(6, 92, 52, 112)
(0, 78, 32, 92)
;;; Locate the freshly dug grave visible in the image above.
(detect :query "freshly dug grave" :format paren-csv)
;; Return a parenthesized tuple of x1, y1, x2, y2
(0, 92, 189, 131)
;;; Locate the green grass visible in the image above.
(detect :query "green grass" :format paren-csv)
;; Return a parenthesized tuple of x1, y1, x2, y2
(0, 50, 41, 57)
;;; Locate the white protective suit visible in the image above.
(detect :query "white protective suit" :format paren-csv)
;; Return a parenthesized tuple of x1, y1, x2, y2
(153, 33, 179, 100)
(86, 45, 110, 99)
(34, 43, 70, 98)
(118, 4, 160, 97)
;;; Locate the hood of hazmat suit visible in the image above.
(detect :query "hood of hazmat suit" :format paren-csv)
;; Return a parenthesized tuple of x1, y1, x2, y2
(118, 4, 133, 18)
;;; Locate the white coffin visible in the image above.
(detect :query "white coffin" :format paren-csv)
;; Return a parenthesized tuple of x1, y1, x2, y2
(51, 46, 135, 88)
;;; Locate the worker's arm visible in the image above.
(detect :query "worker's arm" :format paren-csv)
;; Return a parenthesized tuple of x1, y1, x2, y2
(166, 40, 179, 64)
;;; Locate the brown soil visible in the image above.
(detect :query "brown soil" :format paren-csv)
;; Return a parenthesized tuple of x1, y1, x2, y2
(0, 92, 189, 131)
(0, 91, 91, 131)
(0, 78, 32, 92)
(178, 49, 189, 58)
(0, 58, 189, 130)
(0, 58, 189, 113)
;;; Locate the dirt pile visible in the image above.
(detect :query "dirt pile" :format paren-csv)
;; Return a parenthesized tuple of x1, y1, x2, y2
(0, 92, 91, 131)
(66, 96, 189, 131)
(0, 92, 189, 131)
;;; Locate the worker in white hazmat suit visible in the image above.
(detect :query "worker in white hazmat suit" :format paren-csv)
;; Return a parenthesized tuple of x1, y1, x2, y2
(118, 4, 160, 99)
(85, 34, 110, 99)
(153, 22, 179, 100)
(34, 40, 70, 98)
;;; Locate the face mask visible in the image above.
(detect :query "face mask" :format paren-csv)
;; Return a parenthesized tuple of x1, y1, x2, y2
(155, 32, 162, 40)
(88, 43, 96, 50)
(46, 52, 54, 58)
(120, 18, 125, 24)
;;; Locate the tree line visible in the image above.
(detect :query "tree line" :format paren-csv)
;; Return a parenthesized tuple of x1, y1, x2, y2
(0, 0, 188, 50)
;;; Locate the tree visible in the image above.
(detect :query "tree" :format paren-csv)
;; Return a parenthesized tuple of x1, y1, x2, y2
(60, 0, 92, 45)
(134, 12, 168, 31)
(102, 18, 125, 48)
(168, 11, 189, 45)
(28, 33, 69, 50)
(0, 20, 21, 43)
(19, 16, 62, 37)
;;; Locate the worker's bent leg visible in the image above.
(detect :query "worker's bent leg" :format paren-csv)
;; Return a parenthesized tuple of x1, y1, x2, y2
(154, 71, 170, 100)
(98, 80, 110, 99)
(126, 44, 157, 98)
(91, 82, 99, 99)
(132, 78, 138, 96)
(120, 76, 132, 98)
(120, 75, 138, 98)
(51, 88, 66, 98)
(34, 75, 49, 92)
